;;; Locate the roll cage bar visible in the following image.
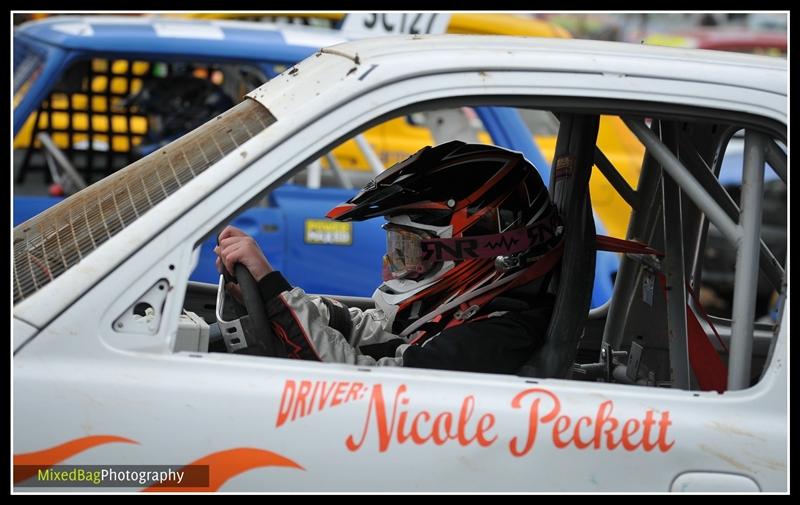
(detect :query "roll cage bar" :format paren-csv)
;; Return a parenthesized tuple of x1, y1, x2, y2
(588, 116, 786, 391)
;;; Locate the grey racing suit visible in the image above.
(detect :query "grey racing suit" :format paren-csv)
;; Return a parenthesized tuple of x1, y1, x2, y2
(258, 271, 554, 374)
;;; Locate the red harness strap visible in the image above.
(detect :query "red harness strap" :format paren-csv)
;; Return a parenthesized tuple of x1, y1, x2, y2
(596, 235, 665, 257)
(686, 283, 728, 353)
(685, 301, 729, 392)
(653, 274, 728, 393)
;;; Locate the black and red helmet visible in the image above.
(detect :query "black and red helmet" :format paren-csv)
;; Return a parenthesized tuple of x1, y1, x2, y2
(328, 140, 559, 247)
(327, 141, 563, 334)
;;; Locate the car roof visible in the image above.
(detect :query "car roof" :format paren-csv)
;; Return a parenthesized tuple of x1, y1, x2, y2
(254, 35, 786, 126)
(15, 15, 348, 62)
(338, 34, 786, 83)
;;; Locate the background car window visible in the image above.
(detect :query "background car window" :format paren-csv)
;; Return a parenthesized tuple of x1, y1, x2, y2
(14, 58, 268, 190)
(12, 39, 45, 108)
(311, 107, 493, 182)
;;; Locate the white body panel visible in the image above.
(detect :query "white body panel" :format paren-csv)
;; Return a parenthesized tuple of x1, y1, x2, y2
(13, 316, 788, 491)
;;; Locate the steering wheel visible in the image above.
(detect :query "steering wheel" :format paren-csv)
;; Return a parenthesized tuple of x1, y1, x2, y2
(221, 261, 287, 358)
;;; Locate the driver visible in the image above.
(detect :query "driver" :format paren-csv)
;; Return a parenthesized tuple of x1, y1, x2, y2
(215, 141, 564, 374)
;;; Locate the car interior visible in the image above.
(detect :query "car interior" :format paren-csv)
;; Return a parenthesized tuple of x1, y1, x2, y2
(134, 97, 785, 393)
(14, 57, 268, 193)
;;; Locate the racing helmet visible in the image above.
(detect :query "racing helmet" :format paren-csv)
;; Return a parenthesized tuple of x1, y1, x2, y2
(326, 141, 563, 332)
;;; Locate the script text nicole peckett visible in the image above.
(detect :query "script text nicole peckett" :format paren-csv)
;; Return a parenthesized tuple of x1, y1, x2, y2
(276, 380, 674, 456)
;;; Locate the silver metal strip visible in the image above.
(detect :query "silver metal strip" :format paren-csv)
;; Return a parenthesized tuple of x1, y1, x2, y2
(623, 117, 741, 247)
(728, 131, 766, 390)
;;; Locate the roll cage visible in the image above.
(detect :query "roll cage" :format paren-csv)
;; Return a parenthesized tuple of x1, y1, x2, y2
(527, 106, 786, 390)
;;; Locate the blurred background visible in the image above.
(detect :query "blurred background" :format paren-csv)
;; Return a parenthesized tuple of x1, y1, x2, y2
(13, 11, 789, 56)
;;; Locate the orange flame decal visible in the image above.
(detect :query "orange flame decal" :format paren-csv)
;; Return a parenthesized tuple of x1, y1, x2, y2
(144, 448, 304, 492)
(14, 435, 139, 483)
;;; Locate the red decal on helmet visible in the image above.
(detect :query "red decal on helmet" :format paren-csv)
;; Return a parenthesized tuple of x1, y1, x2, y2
(326, 203, 356, 220)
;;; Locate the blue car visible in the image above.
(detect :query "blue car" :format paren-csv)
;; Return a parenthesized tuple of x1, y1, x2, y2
(13, 15, 616, 306)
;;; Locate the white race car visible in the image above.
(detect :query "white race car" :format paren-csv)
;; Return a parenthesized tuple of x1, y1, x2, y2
(13, 35, 787, 492)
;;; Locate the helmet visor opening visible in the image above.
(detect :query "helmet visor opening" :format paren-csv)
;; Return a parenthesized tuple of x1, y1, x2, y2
(382, 224, 437, 281)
